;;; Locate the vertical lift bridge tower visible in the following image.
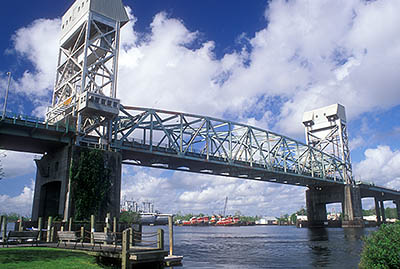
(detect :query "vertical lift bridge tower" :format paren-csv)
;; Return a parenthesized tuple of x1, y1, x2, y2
(32, 0, 129, 221)
(46, 0, 129, 145)
(303, 104, 363, 227)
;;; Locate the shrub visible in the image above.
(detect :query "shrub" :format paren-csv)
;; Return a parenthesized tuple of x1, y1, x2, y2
(359, 222, 400, 269)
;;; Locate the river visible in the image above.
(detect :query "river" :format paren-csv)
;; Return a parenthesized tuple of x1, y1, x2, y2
(144, 225, 375, 269)
(2, 223, 374, 268)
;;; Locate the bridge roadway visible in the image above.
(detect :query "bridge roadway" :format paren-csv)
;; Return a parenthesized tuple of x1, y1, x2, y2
(1, 108, 400, 202)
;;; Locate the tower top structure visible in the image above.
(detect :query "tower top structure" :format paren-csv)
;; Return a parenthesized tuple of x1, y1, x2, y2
(302, 104, 352, 183)
(61, 0, 129, 43)
(47, 0, 128, 145)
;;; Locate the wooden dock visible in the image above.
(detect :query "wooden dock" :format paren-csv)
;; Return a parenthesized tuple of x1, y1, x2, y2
(1, 214, 183, 268)
(2, 242, 172, 267)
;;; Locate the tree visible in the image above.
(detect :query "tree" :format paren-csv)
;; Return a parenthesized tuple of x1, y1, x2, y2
(70, 149, 111, 221)
(359, 222, 400, 268)
(120, 211, 141, 224)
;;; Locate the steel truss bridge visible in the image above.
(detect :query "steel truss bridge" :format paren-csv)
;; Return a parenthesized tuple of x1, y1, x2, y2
(1, 106, 400, 198)
(109, 106, 347, 188)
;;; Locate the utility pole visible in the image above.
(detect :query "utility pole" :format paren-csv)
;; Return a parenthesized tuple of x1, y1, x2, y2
(2, 72, 11, 120)
(223, 197, 228, 216)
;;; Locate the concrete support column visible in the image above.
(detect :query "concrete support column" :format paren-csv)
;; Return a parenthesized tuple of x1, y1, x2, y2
(374, 197, 381, 226)
(395, 200, 400, 221)
(380, 200, 386, 224)
(306, 189, 327, 228)
(32, 145, 122, 221)
(342, 185, 364, 227)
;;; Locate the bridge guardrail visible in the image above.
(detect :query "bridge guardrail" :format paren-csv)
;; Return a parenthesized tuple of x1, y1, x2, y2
(1, 111, 75, 133)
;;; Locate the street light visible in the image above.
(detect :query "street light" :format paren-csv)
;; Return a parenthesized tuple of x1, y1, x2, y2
(2, 72, 11, 119)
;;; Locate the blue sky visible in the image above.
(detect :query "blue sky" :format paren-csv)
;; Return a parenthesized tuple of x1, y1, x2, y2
(1, 0, 400, 217)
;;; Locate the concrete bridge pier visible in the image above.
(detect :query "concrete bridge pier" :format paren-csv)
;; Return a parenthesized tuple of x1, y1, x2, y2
(32, 145, 122, 221)
(374, 197, 382, 225)
(342, 185, 364, 227)
(306, 188, 328, 227)
(306, 185, 364, 228)
(394, 200, 400, 220)
(379, 200, 386, 224)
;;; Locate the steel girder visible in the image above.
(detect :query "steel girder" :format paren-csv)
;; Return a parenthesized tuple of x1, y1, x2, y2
(111, 106, 347, 184)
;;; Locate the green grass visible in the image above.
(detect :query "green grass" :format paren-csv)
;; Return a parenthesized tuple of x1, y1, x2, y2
(0, 247, 116, 269)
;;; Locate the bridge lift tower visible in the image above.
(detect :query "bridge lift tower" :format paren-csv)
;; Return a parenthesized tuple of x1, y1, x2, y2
(32, 0, 129, 221)
(46, 0, 129, 146)
(302, 104, 363, 227)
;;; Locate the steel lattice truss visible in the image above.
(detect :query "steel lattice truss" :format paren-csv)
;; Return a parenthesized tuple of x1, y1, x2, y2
(109, 106, 348, 185)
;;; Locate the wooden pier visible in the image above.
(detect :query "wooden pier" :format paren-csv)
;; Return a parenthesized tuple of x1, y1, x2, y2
(0, 214, 183, 268)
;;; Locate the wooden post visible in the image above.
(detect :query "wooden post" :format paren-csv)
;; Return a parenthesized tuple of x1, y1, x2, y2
(157, 229, 164, 250)
(46, 216, 53, 243)
(38, 217, 43, 241)
(113, 217, 117, 246)
(113, 217, 117, 233)
(18, 217, 23, 231)
(69, 217, 73, 231)
(168, 215, 174, 256)
(122, 229, 130, 269)
(106, 213, 111, 232)
(1, 216, 6, 242)
(50, 226, 55, 242)
(80, 226, 85, 243)
(90, 215, 95, 244)
(129, 227, 133, 248)
(0, 216, 3, 237)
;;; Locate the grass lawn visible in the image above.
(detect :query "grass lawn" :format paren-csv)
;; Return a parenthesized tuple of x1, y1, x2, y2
(0, 247, 116, 268)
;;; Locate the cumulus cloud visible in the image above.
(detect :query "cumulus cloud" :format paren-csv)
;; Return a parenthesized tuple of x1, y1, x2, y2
(1, 151, 37, 179)
(354, 145, 400, 189)
(11, 18, 60, 98)
(121, 166, 306, 216)
(0, 181, 34, 216)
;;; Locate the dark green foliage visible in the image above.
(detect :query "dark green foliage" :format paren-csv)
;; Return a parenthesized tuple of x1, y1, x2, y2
(363, 207, 397, 219)
(359, 222, 400, 269)
(71, 149, 111, 221)
(174, 213, 193, 221)
(239, 215, 260, 223)
(119, 211, 141, 224)
(0, 213, 26, 222)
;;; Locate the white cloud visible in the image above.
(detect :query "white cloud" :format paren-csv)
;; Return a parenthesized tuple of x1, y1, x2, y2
(354, 145, 400, 189)
(11, 18, 60, 98)
(0, 181, 34, 216)
(121, 165, 306, 216)
(350, 136, 365, 151)
(1, 151, 37, 179)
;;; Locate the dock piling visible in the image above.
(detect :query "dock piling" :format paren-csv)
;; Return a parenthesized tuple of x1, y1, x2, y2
(46, 216, 53, 242)
(50, 226, 55, 242)
(106, 213, 111, 232)
(1, 216, 5, 241)
(38, 217, 42, 241)
(0, 216, 3, 237)
(168, 215, 174, 256)
(80, 226, 84, 243)
(157, 229, 164, 250)
(122, 229, 130, 269)
(18, 217, 23, 231)
(90, 215, 95, 244)
(129, 227, 133, 248)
